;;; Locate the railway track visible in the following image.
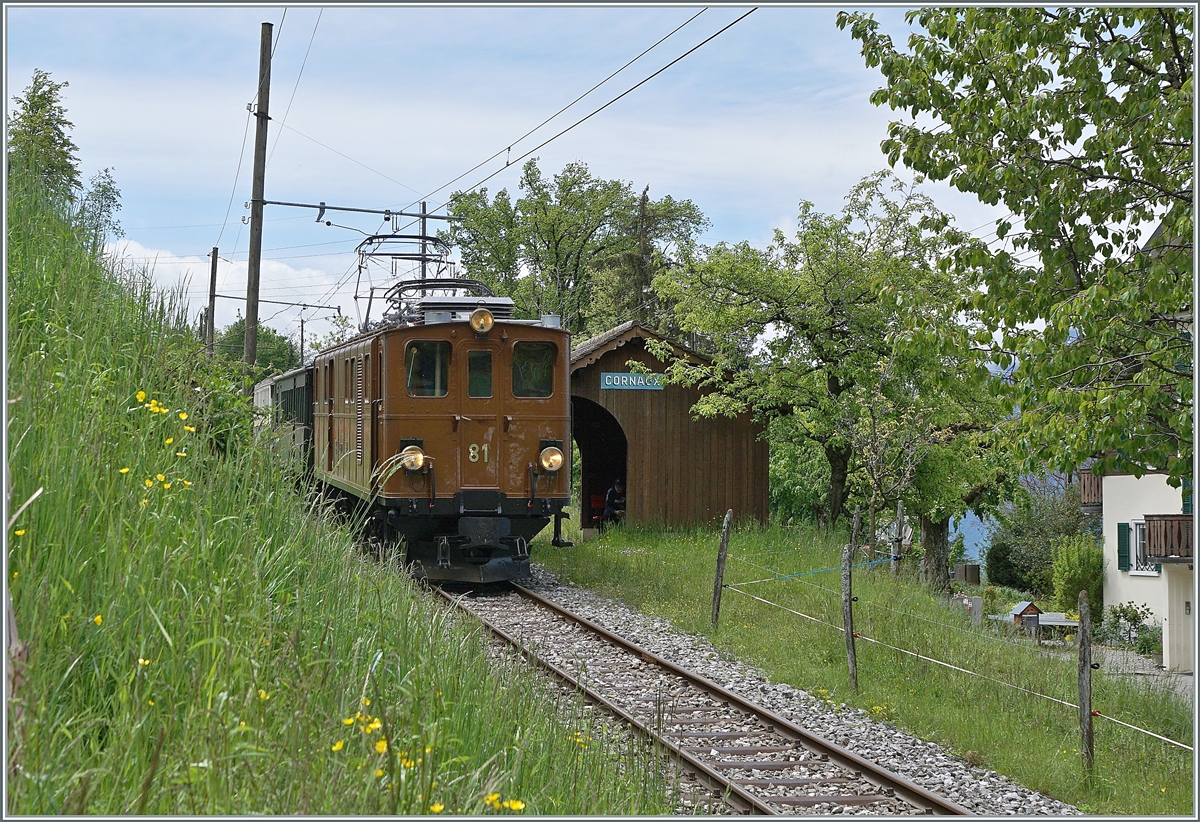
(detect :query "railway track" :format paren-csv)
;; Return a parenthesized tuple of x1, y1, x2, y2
(436, 581, 972, 816)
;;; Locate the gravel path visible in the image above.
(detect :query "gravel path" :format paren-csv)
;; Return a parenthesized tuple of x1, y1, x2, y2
(525, 565, 1083, 816)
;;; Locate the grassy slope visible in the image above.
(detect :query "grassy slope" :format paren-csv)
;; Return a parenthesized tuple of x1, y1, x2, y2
(534, 521, 1193, 816)
(4, 171, 671, 815)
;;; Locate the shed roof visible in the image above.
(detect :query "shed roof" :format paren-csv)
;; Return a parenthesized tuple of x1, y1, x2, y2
(1009, 601, 1043, 616)
(570, 321, 707, 373)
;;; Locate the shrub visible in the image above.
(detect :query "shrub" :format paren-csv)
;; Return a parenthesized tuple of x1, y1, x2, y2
(1051, 534, 1104, 616)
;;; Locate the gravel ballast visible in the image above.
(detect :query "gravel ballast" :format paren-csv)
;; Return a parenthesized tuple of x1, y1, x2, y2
(523, 565, 1082, 816)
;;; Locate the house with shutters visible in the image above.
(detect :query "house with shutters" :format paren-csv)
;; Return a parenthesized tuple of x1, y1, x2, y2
(1080, 468, 1193, 672)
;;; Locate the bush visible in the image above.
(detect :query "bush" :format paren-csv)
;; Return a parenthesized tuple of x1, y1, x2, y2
(1097, 601, 1154, 647)
(980, 475, 1099, 596)
(1051, 533, 1104, 616)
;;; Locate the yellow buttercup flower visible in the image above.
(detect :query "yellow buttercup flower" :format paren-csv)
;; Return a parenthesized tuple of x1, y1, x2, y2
(14, 530, 25, 537)
(342, 717, 354, 726)
(138, 658, 150, 666)
(176, 451, 186, 457)
(374, 738, 388, 754)
(374, 768, 384, 778)
(164, 437, 174, 445)
(156, 474, 165, 482)
(179, 412, 188, 420)
(258, 689, 269, 700)
(148, 699, 154, 706)
(144, 479, 154, 488)
(119, 467, 130, 474)
(93, 614, 102, 626)
(361, 696, 370, 706)
(183, 480, 192, 487)
(484, 793, 500, 806)
(430, 804, 445, 813)
(502, 799, 526, 811)
(140, 499, 148, 507)
(136, 391, 146, 403)
(331, 739, 344, 752)
(11, 571, 18, 579)
(184, 425, 195, 432)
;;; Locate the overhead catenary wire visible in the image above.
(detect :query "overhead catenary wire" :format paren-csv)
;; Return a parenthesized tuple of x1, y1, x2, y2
(267, 8, 323, 168)
(430, 7, 758, 216)
(410, 6, 710, 208)
(720, 584, 1192, 752)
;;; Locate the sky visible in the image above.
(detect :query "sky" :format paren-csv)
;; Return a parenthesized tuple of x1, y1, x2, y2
(5, 3, 1010, 351)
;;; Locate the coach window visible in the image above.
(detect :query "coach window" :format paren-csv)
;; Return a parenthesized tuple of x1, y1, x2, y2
(468, 350, 492, 398)
(406, 341, 451, 397)
(512, 342, 555, 398)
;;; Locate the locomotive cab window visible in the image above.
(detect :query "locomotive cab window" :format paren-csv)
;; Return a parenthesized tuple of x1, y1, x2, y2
(468, 350, 492, 398)
(512, 341, 556, 398)
(406, 341, 451, 397)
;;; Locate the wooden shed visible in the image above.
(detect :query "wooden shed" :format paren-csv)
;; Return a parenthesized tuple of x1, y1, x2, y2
(1008, 601, 1043, 626)
(569, 321, 769, 531)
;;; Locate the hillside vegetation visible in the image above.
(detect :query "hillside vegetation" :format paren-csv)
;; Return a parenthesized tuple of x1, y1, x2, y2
(5, 168, 671, 815)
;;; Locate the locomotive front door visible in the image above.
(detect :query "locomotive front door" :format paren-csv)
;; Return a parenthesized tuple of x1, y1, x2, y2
(458, 342, 501, 489)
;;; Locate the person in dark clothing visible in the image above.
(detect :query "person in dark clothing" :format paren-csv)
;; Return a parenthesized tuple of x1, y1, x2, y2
(602, 479, 626, 527)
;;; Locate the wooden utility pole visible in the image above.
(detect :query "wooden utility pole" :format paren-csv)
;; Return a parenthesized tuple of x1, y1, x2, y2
(244, 21, 273, 370)
(1078, 589, 1095, 773)
(206, 246, 218, 356)
(892, 499, 904, 573)
(711, 509, 733, 628)
(843, 506, 861, 690)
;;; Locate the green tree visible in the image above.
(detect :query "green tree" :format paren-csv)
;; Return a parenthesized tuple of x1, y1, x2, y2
(78, 167, 123, 245)
(444, 159, 706, 335)
(1051, 533, 1105, 615)
(652, 171, 968, 526)
(8, 69, 81, 194)
(981, 476, 1099, 595)
(839, 7, 1193, 485)
(215, 315, 300, 384)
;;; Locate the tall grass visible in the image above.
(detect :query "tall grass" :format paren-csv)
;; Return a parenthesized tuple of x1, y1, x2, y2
(5, 168, 672, 814)
(535, 521, 1193, 816)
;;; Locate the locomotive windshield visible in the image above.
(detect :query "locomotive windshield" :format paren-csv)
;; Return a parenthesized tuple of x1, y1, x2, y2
(512, 342, 556, 398)
(406, 341, 451, 397)
(468, 350, 493, 398)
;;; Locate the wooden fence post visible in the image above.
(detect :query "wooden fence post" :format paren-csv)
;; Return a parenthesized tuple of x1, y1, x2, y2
(843, 506, 861, 691)
(1078, 589, 1094, 773)
(711, 509, 733, 629)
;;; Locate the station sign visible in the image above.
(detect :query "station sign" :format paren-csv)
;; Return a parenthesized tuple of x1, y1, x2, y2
(601, 372, 665, 390)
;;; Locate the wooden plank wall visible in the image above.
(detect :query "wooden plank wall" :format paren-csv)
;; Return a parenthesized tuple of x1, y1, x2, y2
(570, 338, 768, 526)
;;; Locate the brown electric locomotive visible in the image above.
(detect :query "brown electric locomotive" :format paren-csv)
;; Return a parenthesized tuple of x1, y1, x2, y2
(266, 287, 572, 583)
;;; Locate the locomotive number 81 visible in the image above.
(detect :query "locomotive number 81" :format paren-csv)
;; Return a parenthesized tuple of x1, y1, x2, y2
(265, 294, 571, 582)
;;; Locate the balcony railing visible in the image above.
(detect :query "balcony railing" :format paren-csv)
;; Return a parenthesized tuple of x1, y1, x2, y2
(1145, 514, 1193, 562)
(1079, 469, 1102, 511)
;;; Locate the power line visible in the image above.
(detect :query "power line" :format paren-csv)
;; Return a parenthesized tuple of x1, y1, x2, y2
(432, 7, 757, 215)
(412, 6, 709, 208)
(276, 122, 424, 196)
(214, 110, 254, 249)
(268, 8, 323, 168)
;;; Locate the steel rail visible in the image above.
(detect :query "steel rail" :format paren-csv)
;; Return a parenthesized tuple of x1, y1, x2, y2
(433, 586, 774, 814)
(512, 583, 972, 816)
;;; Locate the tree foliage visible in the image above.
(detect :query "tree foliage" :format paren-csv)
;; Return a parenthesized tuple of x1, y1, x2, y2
(839, 7, 1193, 484)
(981, 476, 1099, 596)
(215, 315, 300, 384)
(8, 69, 81, 195)
(79, 167, 124, 245)
(443, 159, 707, 336)
(652, 171, 975, 526)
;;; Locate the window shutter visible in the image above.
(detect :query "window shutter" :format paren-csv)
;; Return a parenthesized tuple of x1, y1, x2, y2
(1183, 477, 1193, 515)
(1117, 522, 1130, 571)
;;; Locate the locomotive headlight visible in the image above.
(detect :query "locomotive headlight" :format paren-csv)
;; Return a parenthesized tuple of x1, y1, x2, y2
(538, 446, 564, 473)
(399, 445, 426, 471)
(469, 307, 494, 334)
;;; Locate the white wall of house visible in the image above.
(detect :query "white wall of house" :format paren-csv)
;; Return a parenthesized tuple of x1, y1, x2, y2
(1101, 473, 1192, 672)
